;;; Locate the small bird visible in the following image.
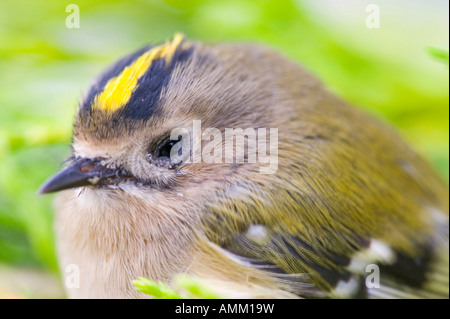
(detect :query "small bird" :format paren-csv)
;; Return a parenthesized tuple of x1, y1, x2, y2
(40, 34, 449, 299)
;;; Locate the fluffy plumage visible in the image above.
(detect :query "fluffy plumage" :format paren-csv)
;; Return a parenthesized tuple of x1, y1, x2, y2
(42, 35, 449, 298)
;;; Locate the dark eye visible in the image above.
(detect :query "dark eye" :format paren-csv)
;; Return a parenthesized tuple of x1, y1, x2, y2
(158, 140, 177, 159)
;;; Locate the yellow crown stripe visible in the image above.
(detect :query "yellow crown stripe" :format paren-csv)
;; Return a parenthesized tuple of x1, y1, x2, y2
(92, 33, 185, 113)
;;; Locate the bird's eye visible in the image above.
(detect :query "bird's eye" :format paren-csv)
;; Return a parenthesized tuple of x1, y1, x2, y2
(148, 136, 185, 168)
(158, 140, 177, 159)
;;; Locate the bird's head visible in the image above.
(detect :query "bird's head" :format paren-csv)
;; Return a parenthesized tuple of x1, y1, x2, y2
(39, 34, 308, 204)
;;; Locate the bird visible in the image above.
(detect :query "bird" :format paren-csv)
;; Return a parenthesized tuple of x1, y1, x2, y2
(39, 33, 449, 299)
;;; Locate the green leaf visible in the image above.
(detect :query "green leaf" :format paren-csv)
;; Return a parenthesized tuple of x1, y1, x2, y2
(175, 274, 222, 299)
(133, 277, 182, 299)
(133, 275, 223, 299)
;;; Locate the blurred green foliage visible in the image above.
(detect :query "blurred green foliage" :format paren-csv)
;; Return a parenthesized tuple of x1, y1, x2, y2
(428, 47, 450, 65)
(0, 0, 448, 278)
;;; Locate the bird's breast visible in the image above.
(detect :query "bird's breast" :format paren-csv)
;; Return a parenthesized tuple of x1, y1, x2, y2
(54, 188, 196, 298)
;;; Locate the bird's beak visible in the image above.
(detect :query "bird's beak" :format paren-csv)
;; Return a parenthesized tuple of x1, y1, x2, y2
(39, 158, 119, 195)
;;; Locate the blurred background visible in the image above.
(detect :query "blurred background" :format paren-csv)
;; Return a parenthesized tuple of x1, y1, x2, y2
(0, 0, 448, 298)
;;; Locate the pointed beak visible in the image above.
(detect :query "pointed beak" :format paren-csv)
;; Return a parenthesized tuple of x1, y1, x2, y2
(38, 158, 119, 195)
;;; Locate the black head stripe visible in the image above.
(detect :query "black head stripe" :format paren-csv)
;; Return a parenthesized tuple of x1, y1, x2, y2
(120, 45, 193, 120)
(80, 38, 194, 121)
(81, 45, 152, 115)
